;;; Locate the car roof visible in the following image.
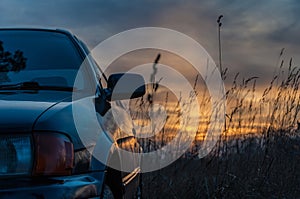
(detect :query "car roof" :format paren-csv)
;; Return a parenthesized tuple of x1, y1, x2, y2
(0, 28, 74, 37)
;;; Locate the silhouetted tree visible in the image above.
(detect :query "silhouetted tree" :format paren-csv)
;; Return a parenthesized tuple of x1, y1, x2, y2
(0, 41, 27, 82)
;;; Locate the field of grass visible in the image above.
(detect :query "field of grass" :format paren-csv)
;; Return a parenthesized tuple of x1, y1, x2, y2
(141, 133, 300, 198)
(132, 51, 300, 198)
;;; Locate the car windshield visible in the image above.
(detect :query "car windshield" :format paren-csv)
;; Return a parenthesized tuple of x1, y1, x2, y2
(0, 30, 84, 89)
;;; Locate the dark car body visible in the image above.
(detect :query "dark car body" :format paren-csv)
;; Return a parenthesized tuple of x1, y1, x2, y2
(0, 28, 143, 199)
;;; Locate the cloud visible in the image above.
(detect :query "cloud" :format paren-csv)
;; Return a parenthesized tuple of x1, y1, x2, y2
(0, 0, 299, 89)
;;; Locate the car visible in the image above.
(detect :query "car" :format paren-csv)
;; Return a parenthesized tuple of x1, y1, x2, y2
(0, 28, 145, 199)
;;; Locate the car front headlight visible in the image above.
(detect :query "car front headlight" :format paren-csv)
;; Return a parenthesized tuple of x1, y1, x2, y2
(0, 133, 74, 177)
(0, 135, 33, 176)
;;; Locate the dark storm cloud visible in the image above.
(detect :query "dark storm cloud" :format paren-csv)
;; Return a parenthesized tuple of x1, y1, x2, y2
(205, 0, 300, 86)
(0, 0, 178, 46)
(0, 0, 299, 88)
(268, 22, 300, 46)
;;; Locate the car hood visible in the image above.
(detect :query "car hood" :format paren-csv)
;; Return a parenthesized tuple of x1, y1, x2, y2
(0, 91, 71, 133)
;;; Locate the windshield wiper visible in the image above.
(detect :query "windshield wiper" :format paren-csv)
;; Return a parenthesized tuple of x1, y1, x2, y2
(0, 81, 74, 91)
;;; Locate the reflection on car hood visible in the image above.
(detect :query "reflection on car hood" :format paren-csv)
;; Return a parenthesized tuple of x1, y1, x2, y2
(0, 91, 71, 133)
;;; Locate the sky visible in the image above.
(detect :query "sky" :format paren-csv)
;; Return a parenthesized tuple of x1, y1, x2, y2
(0, 0, 299, 89)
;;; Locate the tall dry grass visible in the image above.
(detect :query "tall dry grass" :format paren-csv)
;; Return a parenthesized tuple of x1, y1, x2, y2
(131, 50, 300, 198)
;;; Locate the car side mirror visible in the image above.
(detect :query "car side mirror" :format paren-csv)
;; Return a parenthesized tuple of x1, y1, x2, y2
(105, 73, 146, 101)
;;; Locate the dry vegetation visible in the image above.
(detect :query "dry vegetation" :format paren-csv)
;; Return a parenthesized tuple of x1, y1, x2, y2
(132, 50, 300, 198)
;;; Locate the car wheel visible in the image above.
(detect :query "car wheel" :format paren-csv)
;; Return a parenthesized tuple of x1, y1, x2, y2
(102, 185, 114, 199)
